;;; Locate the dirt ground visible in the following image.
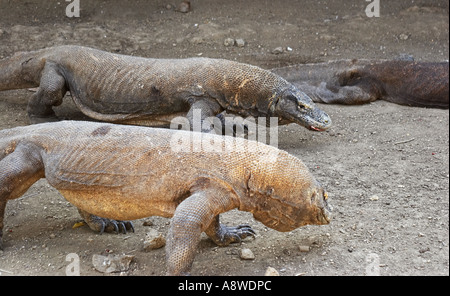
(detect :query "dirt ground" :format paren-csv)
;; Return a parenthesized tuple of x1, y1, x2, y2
(0, 0, 448, 276)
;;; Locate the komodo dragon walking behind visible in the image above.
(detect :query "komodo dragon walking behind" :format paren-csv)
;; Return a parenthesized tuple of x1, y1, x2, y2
(0, 121, 331, 275)
(0, 45, 332, 132)
(272, 59, 449, 109)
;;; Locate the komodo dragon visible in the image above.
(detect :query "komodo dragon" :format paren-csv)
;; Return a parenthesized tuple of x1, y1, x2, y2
(0, 45, 332, 132)
(272, 59, 449, 109)
(0, 121, 331, 275)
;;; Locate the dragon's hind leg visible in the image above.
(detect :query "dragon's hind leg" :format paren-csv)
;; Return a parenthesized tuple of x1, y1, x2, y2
(27, 61, 67, 124)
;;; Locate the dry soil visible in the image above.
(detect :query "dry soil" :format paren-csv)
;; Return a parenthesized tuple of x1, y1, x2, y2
(0, 0, 448, 276)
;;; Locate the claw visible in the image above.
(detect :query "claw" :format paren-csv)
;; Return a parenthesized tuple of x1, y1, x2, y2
(232, 234, 242, 243)
(128, 222, 135, 233)
(78, 209, 136, 235)
(111, 220, 119, 234)
(119, 222, 126, 234)
(225, 224, 256, 243)
(236, 224, 256, 237)
(99, 222, 106, 235)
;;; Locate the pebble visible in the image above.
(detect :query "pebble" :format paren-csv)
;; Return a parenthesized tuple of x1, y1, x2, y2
(419, 247, 430, 253)
(395, 53, 415, 61)
(264, 266, 279, 276)
(143, 229, 166, 251)
(177, 1, 191, 13)
(224, 38, 235, 47)
(298, 245, 310, 252)
(369, 195, 379, 201)
(235, 38, 246, 47)
(272, 47, 284, 54)
(142, 220, 154, 227)
(240, 248, 255, 260)
(92, 254, 135, 273)
(189, 36, 204, 44)
(399, 33, 410, 40)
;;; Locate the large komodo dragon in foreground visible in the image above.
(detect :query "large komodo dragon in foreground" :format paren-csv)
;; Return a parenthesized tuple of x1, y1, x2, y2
(0, 45, 331, 132)
(0, 121, 331, 275)
(272, 59, 449, 109)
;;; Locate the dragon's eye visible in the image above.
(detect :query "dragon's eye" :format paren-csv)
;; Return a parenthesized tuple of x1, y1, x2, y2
(285, 94, 297, 101)
(298, 104, 306, 110)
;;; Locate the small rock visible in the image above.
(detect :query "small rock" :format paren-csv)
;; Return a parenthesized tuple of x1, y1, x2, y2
(189, 36, 203, 44)
(399, 33, 410, 40)
(235, 38, 246, 47)
(177, 1, 191, 13)
(240, 248, 255, 260)
(419, 247, 430, 254)
(369, 195, 379, 201)
(224, 38, 235, 47)
(395, 53, 415, 61)
(143, 229, 166, 251)
(299, 245, 310, 252)
(142, 220, 154, 227)
(272, 47, 284, 54)
(92, 254, 135, 273)
(264, 266, 279, 276)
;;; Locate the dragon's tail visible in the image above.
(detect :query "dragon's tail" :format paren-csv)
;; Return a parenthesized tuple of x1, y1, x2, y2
(0, 48, 48, 91)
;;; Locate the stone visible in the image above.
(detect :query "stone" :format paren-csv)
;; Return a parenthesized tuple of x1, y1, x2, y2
(264, 266, 279, 276)
(299, 245, 310, 252)
(92, 254, 135, 273)
(189, 36, 204, 44)
(399, 33, 409, 40)
(369, 195, 379, 201)
(224, 38, 235, 47)
(142, 219, 154, 227)
(272, 47, 284, 54)
(240, 248, 255, 260)
(143, 229, 166, 251)
(235, 38, 246, 47)
(177, 1, 191, 13)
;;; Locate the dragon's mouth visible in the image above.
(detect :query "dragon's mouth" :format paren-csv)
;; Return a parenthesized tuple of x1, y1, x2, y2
(309, 125, 326, 132)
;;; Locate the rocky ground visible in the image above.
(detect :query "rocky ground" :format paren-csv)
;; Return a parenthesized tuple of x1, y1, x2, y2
(0, 0, 448, 276)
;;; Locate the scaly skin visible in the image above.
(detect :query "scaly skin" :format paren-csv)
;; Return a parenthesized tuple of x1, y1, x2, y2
(0, 45, 332, 132)
(272, 59, 449, 109)
(0, 121, 331, 275)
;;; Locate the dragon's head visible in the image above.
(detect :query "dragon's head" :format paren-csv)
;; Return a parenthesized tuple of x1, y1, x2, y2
(241, 150, 332, 232)
(271, 85, 332, 131)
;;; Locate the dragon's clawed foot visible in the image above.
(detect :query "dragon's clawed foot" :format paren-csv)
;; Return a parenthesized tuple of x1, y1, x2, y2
(77, 209, 135, 235)
(214, 224, 256, 246)
(94, 218, 135, 235)
(226, 224, 256, 242)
